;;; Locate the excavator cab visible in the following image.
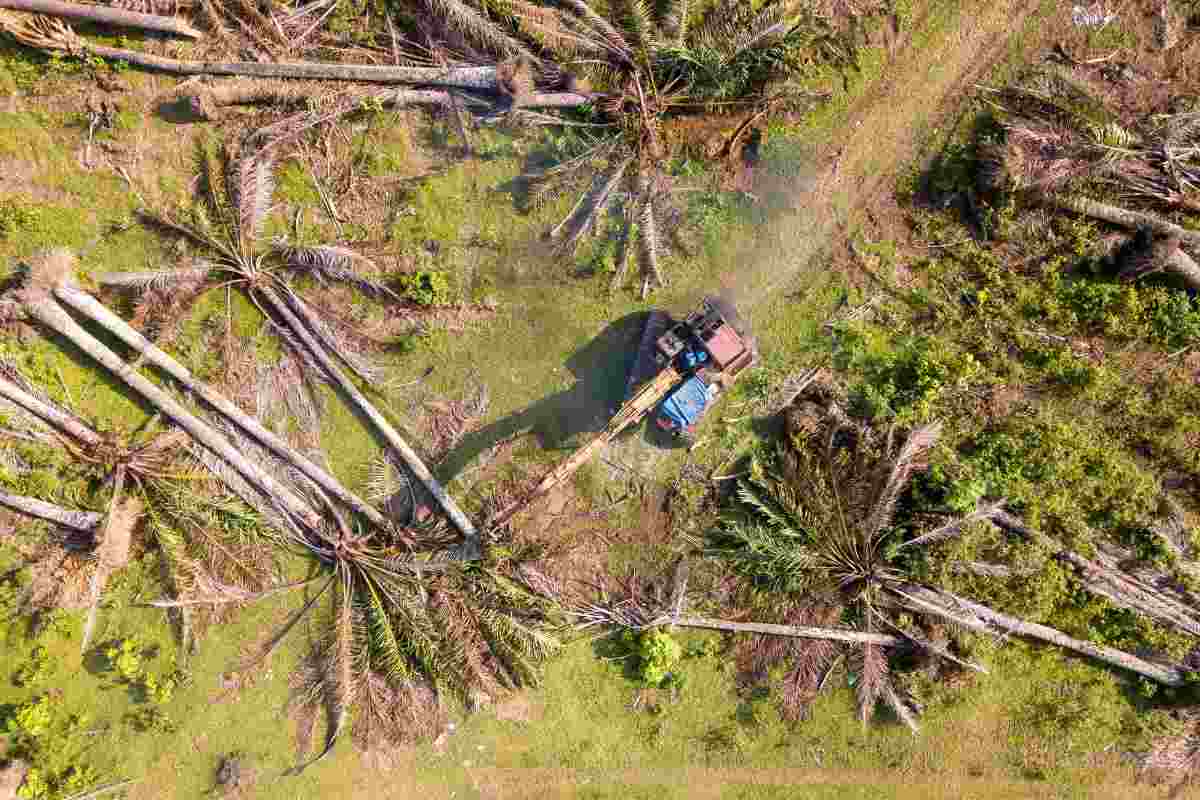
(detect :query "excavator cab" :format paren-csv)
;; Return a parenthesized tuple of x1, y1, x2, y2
(648, 297, 756, 441)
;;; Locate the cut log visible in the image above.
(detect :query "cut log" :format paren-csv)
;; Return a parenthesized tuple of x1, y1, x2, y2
(0, 0, 203, 38)
(0, 489, 102, 532)
(52, 284, 393, 533)
(1051, 195, 1200, 289)
(892, 583, 1189, 687)
(669, 615, 901, 646)
(257, 285, 479, 554)
(0, 373, 100, 447)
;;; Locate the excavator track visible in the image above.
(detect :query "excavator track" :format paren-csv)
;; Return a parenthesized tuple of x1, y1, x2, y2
(489, 365, 681, 528)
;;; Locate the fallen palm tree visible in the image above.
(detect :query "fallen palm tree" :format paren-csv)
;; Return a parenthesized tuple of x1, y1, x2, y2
(979, 67, 1200, 290)
(893, 583, 1189, 688)
(104, 136, 479, 548)
(0, 0, 202, 38)
(52, 283, 395, 534)
(9, 250, 323, 532)
(0, 13, 505, 88)
(0, 490, 102, 532)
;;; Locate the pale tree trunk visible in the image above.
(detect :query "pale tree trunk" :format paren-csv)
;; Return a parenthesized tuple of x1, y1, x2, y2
(73, 39, 505, 87)
(0, 0, 203, 38)
(991, 511, 1200, 637)
(0, 490, 101, 532)
(257, 286, 480, 553)
(0, 373, 100, 447)
(892, 583, 1188, 687)
(667, 615, 901, 646)
(1053, 194, 1200, 288)
(174, 81, 592, 121)
(21, 293, 322, 531)
(52, 284, 391, 532)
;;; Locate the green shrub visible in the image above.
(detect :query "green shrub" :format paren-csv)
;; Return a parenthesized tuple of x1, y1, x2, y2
(838, 330, 981, 420)
(0, 198, 42, 240)
(622, 629, 684, 688)
(395, 270, 453, 306)
(12, 645, 51, 687)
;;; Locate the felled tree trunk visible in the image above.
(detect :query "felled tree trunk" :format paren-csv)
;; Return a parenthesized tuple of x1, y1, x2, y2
(0, 0, 203, 38)
(893, 583, 1188, 687)
(1052, 195, 1200, 289)
(990, 511, 1200, 637)
(257, 286, 480, 554)
(178, 80, 592, 122)
(0, 490, 102, 532)
(668, 615, 901, 646)
(52, 283, 393, 533)
(0, 373, 100, 447)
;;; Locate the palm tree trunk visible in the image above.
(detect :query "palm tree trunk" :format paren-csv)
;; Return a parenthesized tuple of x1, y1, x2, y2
(257, 286, 479, 553)
(0, 373, 101, 447)
(21, 293, 322, 531)
(52, 284, 391, 533)
(50, 32, 505, 87)
(892, 583, 1188, 687)
(1052, 195, 1200, 288)
(990, 511, 1200, 637)
(668, 615, 901, 646)
(0, 490, 101, 532)
(0, 0, 203, 39)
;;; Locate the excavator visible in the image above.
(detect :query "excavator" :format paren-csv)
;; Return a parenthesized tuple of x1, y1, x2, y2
(489, 296, 756, 528)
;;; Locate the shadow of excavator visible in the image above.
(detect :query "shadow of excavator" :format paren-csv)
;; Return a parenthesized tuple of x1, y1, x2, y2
(435, 311, 681, 484)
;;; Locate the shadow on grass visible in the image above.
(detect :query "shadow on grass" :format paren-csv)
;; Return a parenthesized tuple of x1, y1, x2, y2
(436, 311, 661, 482)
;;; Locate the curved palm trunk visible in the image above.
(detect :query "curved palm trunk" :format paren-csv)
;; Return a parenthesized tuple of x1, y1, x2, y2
(893, 583, 1188, 687)
(0, 490, 101, 532)
(257, 287, 479, 554)
(52, 284, 391, 533)
(0, 373, 100, 447)
(0, 0, 203, 39)
(22, 294, 321, 531)
(668, 615, 901, 646)
(1052, 195, 1200, 288)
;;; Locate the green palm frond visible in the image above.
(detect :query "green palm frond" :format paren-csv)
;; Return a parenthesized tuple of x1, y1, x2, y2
(363, 576, 415, 683)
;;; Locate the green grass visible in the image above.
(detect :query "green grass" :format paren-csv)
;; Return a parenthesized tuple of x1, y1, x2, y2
(0, 2, 1178, 797)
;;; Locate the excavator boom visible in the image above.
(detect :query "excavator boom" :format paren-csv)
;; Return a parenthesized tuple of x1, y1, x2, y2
(486, 296, 754, 531)
(489, 365, 681, 528)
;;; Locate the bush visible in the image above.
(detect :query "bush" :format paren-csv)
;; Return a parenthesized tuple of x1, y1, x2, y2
(837, 329, 981, 420)
(395, 270, 453, 307)
(622, 629, 684, 688)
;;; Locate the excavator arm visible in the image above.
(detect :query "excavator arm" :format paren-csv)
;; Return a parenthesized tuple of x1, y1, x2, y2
(488, 365, 682, 528)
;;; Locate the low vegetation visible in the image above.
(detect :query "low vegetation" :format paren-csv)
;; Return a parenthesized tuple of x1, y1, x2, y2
(0, 0, 1198, 798)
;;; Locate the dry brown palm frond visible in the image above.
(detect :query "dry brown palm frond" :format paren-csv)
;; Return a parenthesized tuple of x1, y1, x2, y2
(854, 639, 886, 726)
(862, 422, 941, 541)
(227, 145, 275, 248)
(560, 0, 633, 64)
(352, 673, 444, 752)
(275, 244, 400, 302)
(899, 498, 1007, 551)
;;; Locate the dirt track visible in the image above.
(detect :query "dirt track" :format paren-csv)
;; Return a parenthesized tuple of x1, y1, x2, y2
(737, 0, 1051, 313)
(600, 0, 1054, 483)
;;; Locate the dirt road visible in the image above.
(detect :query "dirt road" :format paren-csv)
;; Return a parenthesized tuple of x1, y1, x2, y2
(601, 0, 1054, 483)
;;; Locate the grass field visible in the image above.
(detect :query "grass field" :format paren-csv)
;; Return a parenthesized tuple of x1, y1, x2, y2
(2, 0, 1197, 798)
